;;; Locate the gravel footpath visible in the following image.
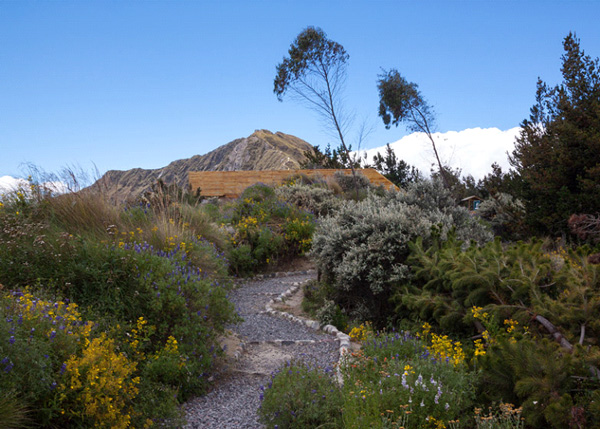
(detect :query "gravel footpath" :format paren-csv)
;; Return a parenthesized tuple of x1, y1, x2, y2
(183, 273, 340, 429)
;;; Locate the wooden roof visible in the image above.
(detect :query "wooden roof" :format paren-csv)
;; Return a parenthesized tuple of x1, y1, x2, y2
(188, 168, 399, 198)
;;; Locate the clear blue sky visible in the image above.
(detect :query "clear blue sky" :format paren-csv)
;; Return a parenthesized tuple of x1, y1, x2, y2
(1, 0, 599, 178)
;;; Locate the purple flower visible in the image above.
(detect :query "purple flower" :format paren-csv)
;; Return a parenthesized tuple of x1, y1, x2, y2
(434, 385, 443, 404)
(60, 363, 67, 374)
(9, 336, 15, 345)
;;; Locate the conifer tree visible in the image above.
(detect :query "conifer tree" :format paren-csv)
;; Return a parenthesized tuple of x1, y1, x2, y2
(510, 33, 600, 235)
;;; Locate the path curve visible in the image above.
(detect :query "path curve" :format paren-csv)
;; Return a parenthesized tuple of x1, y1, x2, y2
(183, 272, 341, 428)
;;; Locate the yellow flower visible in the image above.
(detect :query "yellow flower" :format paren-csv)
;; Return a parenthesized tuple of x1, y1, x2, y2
(422, 322, 431, 336)
(474, 339, 486, 357)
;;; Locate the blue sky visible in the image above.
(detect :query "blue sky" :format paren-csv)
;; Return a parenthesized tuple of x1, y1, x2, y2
(1, 0, 599, 179)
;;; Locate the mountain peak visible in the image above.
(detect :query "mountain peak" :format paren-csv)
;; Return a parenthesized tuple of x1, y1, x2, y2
(93, 130, 313, 201)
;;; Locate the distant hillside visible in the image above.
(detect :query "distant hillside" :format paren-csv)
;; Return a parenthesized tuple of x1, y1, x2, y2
(93, 130, 313, 201)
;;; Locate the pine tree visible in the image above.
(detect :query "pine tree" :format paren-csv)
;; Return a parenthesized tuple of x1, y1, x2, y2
(510, 33, 600, 236)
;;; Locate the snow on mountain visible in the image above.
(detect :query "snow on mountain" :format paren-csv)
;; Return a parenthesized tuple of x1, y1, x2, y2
(0, 176, 28, 193)
(0, 175, 68, 196)
(359, 127, 521, 179)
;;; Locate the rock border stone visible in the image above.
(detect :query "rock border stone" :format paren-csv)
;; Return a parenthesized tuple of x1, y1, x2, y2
(234, 269, 317, 284)
(264, 279, 350, 384)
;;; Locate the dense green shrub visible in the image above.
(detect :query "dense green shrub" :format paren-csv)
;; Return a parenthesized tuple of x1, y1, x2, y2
(225, 184, 316, 276)
(403, 232, 600, 427)
(310, 179, 492, 326)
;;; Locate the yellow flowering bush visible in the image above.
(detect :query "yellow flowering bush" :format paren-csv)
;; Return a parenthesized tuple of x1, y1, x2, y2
(349, 322, 373, 342)
(59, 333, 139, 429)
(427, 333, 465, 367)
(223, 183, 317, 276)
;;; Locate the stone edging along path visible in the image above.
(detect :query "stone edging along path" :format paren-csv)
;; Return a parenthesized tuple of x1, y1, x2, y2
(258, 269, 351, 384)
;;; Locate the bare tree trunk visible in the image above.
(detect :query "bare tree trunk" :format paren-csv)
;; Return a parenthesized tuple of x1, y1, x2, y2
(324, 67, 360, 200)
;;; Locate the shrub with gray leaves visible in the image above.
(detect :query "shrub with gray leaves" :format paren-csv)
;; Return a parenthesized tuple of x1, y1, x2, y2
(310, 178, 492, 325)
(276, 184, 341, 218)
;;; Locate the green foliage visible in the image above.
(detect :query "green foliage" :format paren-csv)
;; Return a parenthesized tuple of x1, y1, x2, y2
(342, 332, 476, 428)
(274, 26, 363, 197)
(258, 331, 477, 429)
(274, 26, 348, 102)
(401, 235, 557, 335)
(225, 184, 316, 276)
(300, 143, 358, 170)
(377, 69, 450, 188)
(401, 232, 600, 426)
(0, 184, 240, 426)
(228, 244, 257, 277)
(510, 32, 600, 236)
(258, 360, 343, 429)
(477, 192, 527, 241)
(477, 338, 594, 428)
(311, 179, 491, 326)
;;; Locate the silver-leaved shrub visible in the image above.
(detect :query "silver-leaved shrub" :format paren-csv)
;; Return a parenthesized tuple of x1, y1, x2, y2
(310, 178, 492, 324)
(275, 184, 341, 218)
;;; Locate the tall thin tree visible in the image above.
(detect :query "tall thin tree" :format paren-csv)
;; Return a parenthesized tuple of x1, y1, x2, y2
(274, 26, 360, 197)
(377, 69, 450, 188)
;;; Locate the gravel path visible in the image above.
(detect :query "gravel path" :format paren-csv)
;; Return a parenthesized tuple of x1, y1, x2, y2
(183, 273, 340, 429)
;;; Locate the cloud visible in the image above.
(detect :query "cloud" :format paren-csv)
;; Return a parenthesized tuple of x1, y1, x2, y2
(358, 127, 521, 179)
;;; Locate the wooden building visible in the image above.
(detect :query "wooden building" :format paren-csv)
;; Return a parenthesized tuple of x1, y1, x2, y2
(188, 168, 398, 198)
(461, 195, 483, 211)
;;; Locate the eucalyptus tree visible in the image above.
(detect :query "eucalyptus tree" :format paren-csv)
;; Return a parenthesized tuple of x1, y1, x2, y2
(274, 26, 360, 197)
(377, 69, 450, 188)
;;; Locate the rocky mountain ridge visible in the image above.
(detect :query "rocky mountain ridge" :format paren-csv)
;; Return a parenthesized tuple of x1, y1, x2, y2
(93, 130, 313, 201)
